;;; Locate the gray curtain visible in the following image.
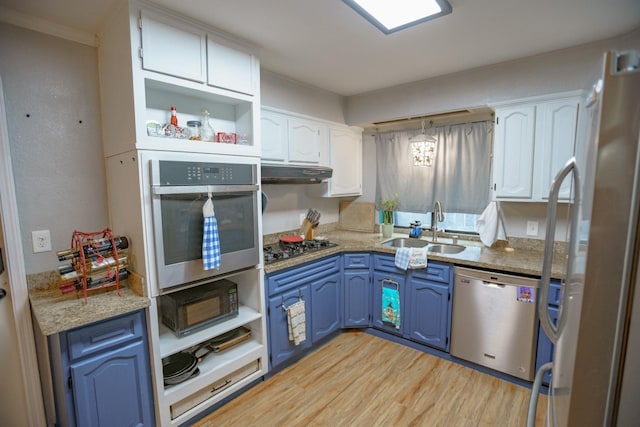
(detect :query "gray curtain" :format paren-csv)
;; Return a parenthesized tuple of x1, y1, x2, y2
(376, 121, 491, 214)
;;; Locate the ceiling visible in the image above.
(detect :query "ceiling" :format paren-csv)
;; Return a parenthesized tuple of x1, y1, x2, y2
(1, 0, 640, 96)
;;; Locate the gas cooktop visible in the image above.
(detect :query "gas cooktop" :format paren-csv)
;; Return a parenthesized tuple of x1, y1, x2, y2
(263, 239, 338, 264)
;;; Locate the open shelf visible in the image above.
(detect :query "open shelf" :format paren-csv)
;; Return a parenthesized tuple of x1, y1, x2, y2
(162, 339, 264, 401)
(158, 305, 262, 358)
(141, 74, 255, 152)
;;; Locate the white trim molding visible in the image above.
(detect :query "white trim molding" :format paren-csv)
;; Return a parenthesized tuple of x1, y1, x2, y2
(0, 6, 98, 47)
(0, 76, 46, 426)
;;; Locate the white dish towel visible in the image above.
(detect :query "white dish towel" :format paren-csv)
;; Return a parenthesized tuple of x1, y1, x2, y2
(477, 201, 507, 247)
(286, 300, 306, 346)
(395, 247, 428, 270)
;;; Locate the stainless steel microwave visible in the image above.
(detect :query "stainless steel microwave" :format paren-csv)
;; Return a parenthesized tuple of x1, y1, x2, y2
(150, 159, 260, 289)
(159, 278, 239, 336)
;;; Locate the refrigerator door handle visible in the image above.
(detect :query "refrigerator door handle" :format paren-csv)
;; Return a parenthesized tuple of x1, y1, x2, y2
(539, 157, 580, 343)
(527, 362, 553, 427)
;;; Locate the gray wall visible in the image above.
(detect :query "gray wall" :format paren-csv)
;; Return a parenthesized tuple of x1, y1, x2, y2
(347, 27, 640, 126)
(0, 23, 107, 275)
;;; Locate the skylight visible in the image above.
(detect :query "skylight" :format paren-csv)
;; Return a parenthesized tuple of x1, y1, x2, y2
(343, 0, 452, 34)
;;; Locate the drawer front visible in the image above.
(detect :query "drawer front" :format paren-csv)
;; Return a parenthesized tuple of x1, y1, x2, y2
(548, 280, 562, 306)
(268, 256, 341, 296)
(344, 253, 370, 269)
(410, 261, 452, 284)
(373, 254, 404, 274)
(66, 310, 145, 362)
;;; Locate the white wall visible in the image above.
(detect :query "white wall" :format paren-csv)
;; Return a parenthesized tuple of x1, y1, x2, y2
(346, 28, 640, 126)
(261, 70, 347, 123)
(0, 23, 107, 274)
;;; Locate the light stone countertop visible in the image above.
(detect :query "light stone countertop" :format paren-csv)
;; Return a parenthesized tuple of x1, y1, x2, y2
(29, 274, 150, 336)
(264, 230, 567, 279)
(30, 229, 565, 336)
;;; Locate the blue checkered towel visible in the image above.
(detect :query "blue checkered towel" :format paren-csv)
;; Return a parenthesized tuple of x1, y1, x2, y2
(395, 247, 411, 270)
(202, 197, 221, 270)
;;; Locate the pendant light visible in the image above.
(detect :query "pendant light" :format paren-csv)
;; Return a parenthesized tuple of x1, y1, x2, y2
(410, 120, 437, 166)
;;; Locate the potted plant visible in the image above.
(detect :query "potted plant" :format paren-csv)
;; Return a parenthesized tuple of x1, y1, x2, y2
(379, 195, 399, 238)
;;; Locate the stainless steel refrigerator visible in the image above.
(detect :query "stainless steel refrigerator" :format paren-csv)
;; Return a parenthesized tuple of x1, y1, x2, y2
(528, 50, 640, 426)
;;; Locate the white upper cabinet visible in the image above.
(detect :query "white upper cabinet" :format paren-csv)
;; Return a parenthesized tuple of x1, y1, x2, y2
(492, 93, 580, 202)
(140, 9, 206, 82)
(493, 105, 536, 199)
(261, 111, 287, 162)
(260, 108, 326, 166)
(307, 126, 363, 198)
(536, 99, 579, 200)
(99, 0, 260, 158)
(325, 127, 363, 197)
(207, 35, 259, 96)
(288, 118, 323, 164)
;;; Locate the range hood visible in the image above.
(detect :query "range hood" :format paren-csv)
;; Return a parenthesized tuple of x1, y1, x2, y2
(261, 163, 332, 184)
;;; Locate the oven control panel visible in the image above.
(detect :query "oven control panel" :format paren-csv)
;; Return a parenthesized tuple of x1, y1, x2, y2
(157, 161, 255, 185)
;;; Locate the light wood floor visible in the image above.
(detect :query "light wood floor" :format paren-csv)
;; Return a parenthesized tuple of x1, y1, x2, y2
(192, 330, 547, 426)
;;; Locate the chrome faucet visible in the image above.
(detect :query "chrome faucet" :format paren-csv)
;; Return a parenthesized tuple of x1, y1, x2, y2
(431, 201, 444, 242)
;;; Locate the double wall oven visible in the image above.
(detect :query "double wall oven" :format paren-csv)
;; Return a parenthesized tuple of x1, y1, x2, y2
(147, 153, 261, 290)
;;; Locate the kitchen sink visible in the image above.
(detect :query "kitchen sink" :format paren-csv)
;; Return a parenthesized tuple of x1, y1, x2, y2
(381, 238, 466, 254)
(381, 238, 429, 248)
(427, 244, 466, 254)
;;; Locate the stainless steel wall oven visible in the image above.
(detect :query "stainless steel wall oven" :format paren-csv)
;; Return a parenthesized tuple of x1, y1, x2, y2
(150, 158, 260, 289)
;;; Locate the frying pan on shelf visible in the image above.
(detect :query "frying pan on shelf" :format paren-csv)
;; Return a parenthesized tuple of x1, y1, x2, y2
(162, 343, 214, 386)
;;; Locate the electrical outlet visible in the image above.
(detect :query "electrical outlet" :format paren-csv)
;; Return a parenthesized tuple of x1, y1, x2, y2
(32, 229, 52, 253)
(526, 221, 538, 236)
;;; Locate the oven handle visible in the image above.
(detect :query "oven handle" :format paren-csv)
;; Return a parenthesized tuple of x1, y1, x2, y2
(152, 184, 259, 195)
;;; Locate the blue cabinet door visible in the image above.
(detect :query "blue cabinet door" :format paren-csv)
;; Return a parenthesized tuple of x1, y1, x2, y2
(268, 286, 311, 369)
(536, 305, 559, 385)
(372, 271, 406, 336)
(70, 341, 154, 427)
(311, 272, 342, 342)
(407, 279, 450, 351)
(343, 270, 370, 327)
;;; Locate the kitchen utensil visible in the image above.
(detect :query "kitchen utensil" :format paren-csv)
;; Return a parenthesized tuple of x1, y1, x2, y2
(162, 342, 216, 386)
(209, 326, 251, 352)
(280, 235, 304, 244)
(261, 191, 268, 214)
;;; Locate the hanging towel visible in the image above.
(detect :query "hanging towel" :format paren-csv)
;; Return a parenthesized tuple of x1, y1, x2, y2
(477, 201, 507, 247)
(395, 247, 428, 270)
(382, 284, 401, 329)
(409, 247, 428, 269)
(395, 248, 411, 270)
(202, 194, 221, 270)
(286, 300, 306, 346)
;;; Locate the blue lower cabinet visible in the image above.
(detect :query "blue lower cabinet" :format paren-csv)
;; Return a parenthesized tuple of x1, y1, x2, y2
(52, 310, 155, 427)
(343, 270, 370, 327)
(71, 342, 154, 426)
(372, 270, 406, 337)
(268, 285, 312, 369)
(310, 272, 342, 342)
(407, 279, 450, 351)
(266, 255, 341, 370)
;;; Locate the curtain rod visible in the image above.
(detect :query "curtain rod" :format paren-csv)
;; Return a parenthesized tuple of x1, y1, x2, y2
(369, 117, 494, 135)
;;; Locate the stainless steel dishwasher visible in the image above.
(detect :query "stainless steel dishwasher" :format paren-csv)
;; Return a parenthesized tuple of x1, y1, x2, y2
(450, 266, 539, 381)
